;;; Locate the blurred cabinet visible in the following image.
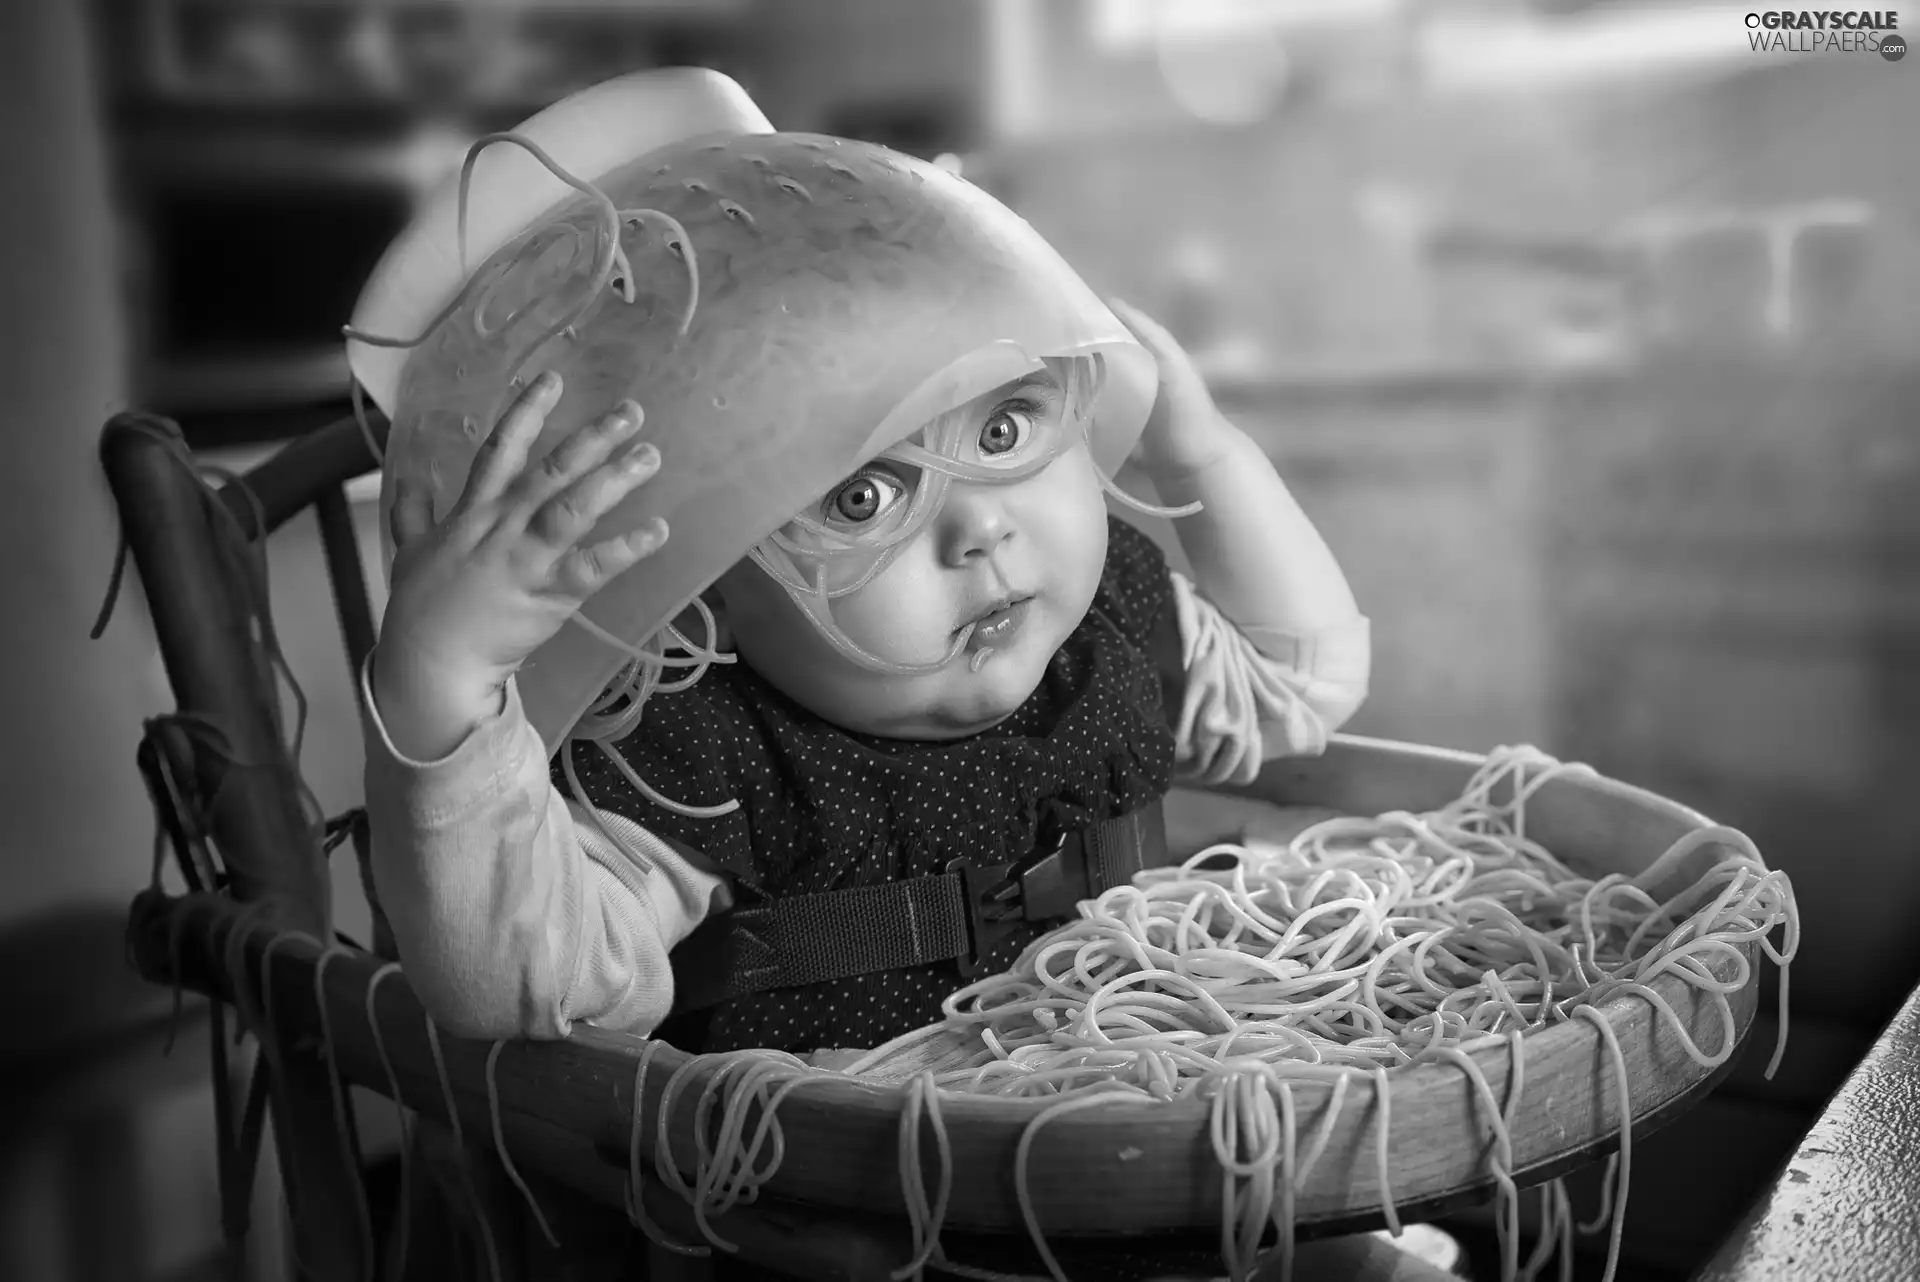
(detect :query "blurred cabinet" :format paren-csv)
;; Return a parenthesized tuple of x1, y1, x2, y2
(746, 0, 990, 153)
(1541, 359, 1920, 1028)
(1200, 356, 1920, 1036)
(99, 0, 749, 112)
(90, 0, 756, 448)
(1213, 373, 1553, 755)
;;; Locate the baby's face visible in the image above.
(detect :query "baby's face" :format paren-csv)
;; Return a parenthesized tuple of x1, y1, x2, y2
(712, 373, 1109, 740)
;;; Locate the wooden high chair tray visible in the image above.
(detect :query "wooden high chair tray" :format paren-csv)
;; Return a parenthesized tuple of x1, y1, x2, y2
(130, 735, 1766, 1243)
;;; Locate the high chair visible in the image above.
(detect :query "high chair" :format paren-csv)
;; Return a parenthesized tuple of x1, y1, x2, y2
(97, 407, 1745, 1282)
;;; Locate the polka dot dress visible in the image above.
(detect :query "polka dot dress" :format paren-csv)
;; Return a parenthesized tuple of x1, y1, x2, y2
(559, 517, 1180, 1055)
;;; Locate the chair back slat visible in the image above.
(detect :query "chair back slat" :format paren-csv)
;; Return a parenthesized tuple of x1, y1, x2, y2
(314, 486, 379, 676)
(99, 413, 332, 929)
(219, 411, 388, 541)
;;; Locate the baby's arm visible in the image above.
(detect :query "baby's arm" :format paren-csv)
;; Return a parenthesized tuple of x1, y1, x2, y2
(1111, 302, 1369, 778)
(361, 372, 726, 1038)
(1155, 428, 1363, 651)
(361, 663, 730, 1041)
(1163, 569, 1369, 782)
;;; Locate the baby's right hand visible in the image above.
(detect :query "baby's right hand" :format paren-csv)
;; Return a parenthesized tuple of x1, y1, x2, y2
(370, 371, 668, 760)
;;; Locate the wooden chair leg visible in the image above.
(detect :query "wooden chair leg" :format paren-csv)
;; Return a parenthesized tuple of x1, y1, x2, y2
(1286, 1232, 1463, 1281)
(402, 1115, 538, 1282)
(269, 1044, 377, 1282)
(390, 1143, 484, 1282)
(519, 1168, 651, 1282)
(644, 1242, 717, 1282)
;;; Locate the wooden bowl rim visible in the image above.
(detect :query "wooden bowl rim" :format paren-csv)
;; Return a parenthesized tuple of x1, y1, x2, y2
(599, 733, 1751, 1132)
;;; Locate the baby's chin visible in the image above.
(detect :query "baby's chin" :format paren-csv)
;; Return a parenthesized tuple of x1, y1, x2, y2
(830, 646, 1052, 742)
(918, 677, 1043, 738)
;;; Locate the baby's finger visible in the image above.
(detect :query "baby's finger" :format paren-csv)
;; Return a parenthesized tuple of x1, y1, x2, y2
(1109, 298, 1202, 372)
(527, 440, 661, 548)
(554, 519, 670, 598)
(1108, 298, 1212, 406)
(457, 370, 563, 514)
(509, 400, 645, 518)
(1108, 297, 1178, 350)
(388, 474, 435, 550)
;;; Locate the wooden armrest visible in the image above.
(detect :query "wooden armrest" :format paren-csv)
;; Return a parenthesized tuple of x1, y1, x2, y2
(1693, 982, 1920, 1282)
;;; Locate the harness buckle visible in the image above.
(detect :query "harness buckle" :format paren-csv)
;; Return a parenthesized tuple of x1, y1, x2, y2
(946, 832, 1090, 977)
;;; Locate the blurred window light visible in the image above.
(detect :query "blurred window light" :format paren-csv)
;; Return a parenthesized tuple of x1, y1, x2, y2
(1420, 4, 1767, 91)
(391, 123, 482, 201)
(1155, 25, 1293, 124)
(1092, 0, 1405, 121)
(1093, 0, 1398, 50)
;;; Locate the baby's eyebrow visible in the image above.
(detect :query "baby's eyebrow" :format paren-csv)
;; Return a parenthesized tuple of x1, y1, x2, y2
(993, 370, 1062, 400)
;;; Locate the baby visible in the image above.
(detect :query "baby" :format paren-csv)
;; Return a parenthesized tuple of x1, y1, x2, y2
(356, 81, 1370, 1060)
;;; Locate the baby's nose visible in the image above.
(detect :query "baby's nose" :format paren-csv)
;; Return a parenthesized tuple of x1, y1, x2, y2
(936, 483, 1016, 564)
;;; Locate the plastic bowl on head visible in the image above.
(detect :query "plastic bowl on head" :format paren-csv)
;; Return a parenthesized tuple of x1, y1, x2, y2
(348, 67, 779, 418)
(352, 78, 1156, 752)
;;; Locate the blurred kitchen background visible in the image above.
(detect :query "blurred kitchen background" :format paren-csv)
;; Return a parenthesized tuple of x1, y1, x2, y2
(3, 0, 1915, 1279)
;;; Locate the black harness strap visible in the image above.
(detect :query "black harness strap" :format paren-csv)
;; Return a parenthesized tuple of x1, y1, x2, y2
(1082, 804, 1163, 905)
(670, 581, 1190, 1013)
(669, 802, 1168, 1011)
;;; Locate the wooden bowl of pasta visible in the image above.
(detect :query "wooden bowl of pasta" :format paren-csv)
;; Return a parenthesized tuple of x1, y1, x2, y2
(153, 736, 1793, 1282)
(605, 737, 1795, 1280)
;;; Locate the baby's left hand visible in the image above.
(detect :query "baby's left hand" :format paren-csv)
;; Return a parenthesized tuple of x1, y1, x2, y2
(1109, 298, 1242, 483)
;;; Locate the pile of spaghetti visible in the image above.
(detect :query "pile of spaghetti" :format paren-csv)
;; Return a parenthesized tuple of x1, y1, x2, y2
(865, 746, 1790, 1089)
(611, 747, 1797, 1282)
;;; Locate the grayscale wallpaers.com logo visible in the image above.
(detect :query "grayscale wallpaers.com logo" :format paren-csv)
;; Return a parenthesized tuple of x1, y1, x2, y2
(1758, 10, 1904, 57)
(1746, 10, 1905, 58)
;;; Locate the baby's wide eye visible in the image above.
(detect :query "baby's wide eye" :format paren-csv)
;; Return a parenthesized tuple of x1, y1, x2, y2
(979, 406, 1034, 457)
(825, 465, 906, 526)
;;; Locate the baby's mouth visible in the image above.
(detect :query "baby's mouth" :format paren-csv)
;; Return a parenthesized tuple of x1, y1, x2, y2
(960, 593, 1035, 656)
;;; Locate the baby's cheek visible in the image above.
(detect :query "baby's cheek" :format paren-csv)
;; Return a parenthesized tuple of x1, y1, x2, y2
(833, 558, 959, 659)
(1031, 464, 1109, 580)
